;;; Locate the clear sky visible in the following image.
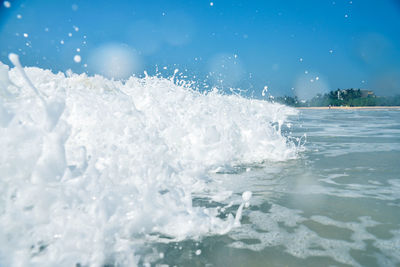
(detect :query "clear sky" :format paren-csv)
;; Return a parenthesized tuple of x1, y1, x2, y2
(1, 0, 400, 98)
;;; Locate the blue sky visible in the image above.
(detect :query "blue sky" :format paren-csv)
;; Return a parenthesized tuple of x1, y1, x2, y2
(1, 0, 400, 98)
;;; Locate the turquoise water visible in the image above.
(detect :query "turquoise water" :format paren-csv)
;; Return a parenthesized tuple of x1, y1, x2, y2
(148, 109, 400, 267)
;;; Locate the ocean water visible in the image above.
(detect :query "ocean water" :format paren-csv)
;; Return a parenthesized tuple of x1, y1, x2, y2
(152, 109, 400, 267)
(1, 59, 400, 266)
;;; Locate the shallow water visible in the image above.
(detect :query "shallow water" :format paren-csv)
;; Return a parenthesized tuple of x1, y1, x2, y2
(154, 109, 400, 267)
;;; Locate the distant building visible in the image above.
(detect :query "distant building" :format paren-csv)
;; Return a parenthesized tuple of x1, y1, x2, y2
(337, 89, 348, 100)
(360, 90, 374, 98)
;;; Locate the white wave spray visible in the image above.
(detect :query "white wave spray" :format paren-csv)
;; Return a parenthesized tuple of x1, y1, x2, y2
(0, 55, 298, 266)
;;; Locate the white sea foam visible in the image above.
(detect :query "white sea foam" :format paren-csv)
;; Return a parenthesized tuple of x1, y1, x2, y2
(0, 60, 298, 266)
(229, 205, 383, 267)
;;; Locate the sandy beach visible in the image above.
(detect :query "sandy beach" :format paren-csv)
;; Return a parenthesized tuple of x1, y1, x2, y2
(297, 106, 400, 110)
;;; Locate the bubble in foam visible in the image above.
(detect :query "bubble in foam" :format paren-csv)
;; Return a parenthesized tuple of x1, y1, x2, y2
(242, 191, 252, 202)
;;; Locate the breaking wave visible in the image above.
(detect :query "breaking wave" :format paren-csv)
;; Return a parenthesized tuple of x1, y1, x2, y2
(0, 56, 298, 266)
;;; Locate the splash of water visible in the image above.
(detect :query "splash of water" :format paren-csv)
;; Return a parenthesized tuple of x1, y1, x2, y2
(0, 56, 298, 266)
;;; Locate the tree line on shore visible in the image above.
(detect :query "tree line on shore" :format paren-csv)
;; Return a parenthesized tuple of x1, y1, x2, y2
(274, 89, 400, 107)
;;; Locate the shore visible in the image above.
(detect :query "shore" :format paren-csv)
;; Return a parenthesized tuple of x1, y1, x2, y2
(297, 106, 400, 110)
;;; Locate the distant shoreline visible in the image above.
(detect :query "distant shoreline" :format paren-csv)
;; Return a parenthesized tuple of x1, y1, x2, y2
(297, 106, 400, 110)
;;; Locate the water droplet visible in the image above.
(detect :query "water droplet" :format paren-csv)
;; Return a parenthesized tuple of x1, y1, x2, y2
(73, 55, 81, 63)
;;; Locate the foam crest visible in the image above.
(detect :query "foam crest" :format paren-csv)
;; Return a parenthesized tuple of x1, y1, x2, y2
(0, 62, 297, 266)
